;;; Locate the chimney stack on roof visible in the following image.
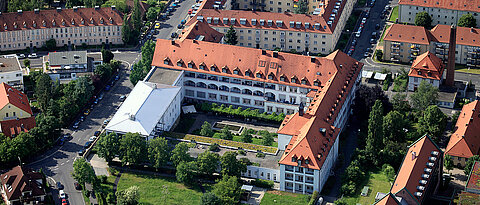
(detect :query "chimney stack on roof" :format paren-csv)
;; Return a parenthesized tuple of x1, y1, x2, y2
(273, 51, 278, 58)
(310, 57, 316, 63)
(298, 102, 304, 116)
(171, 40, 175, 45)
(261, 50, 267, 55)
(471, 27, 475, 33)
(17, 10, 22, 14)
(111, 5, 116, 10)
(95, 5, 100, 10)
(34, 9, 39, 14)
(445, 25, 456, 87)
(56, 7, 62, 12)
(73, 6, 78, 11)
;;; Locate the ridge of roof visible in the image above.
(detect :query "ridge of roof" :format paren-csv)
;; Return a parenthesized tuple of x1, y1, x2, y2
(408, 51, 444, 80)
(445, 100, 480, 158)
(398, 0, 480, 13)
(383, 24, 431, 45)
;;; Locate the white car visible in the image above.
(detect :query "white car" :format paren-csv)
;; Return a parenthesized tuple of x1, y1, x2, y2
(28, 53, 37, 58)
(59, 190, 66, 199)
(361, 17, 367, 24)
(89, 136, 97, 142)
(356, 32, 361, 38)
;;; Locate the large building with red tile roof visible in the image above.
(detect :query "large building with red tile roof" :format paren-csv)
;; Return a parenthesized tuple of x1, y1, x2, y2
(0, 6, 123, 51)
(383, 24, 480, 67)
(445, 100, 480, 167)
(373, 193, 403, 205)
(398, 0, 480, 26)
(179, 20, 224, 43)
(149, 39, 363, 194)
(0, 83, 35, 137)
(408, 51, 444, 91)
(0, 166, 46, 205)
(466, 161, 480, 194)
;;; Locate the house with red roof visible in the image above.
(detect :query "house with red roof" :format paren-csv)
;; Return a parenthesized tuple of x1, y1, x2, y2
(374, 193, 403, 205)
(179, 20, 224, 43)
(0, 166, 46, 205)
(0, 83, 36, 137)
(408, 51, 444, 91)
(445, 100, 480, 167)
(466, 161, 480, 194)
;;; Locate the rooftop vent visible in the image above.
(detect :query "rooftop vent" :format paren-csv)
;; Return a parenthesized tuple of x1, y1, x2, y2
(424, 168, 432, 173)
(17, 10, 23, 14)
(422, 174, 430, 179)
(419, 179, 427, 185)
(73, 6, 78, 11)
(34, 9, 39, 14)
(417, 186, 425, 191)
(95, 5, 100, 10)
(56, 7, 62, 12)
(111, 5, 116, 10)
(426, 162, 434, 167)
(311, 57, 316, 63)
(62, 56, 67, 59)
(129, 114, 136, 120)
(262, 50, 267, 55)
(431, 151, 439, 156)
(171, 40, 175, 45)
(319, 128, 326, 135)
(414, 192, 423, 197)
(429, 157, 437, 162)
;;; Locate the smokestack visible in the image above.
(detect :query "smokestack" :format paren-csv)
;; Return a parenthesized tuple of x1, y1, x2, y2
(445, 25, 456, 86)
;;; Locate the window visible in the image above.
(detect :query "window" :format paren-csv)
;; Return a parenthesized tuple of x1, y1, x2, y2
(197, 91, 206, 98)
(231, 96, 240, 103)
(243, 98, 251, 104)
(256, 73, 262, 78)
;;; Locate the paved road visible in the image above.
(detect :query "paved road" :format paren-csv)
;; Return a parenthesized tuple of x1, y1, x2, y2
(26, 52, 138, 205)
(154, 0, 197, 40)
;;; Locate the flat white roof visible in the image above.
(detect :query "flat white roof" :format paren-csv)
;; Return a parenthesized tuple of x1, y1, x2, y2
(105, 81, 181, 136)
(362, 70, 374, 78)
(374, 73, 387, 81)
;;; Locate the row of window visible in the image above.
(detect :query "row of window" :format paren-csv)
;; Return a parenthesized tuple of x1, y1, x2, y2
(239, 42, 327, 52)
(2, 38, 120, 49)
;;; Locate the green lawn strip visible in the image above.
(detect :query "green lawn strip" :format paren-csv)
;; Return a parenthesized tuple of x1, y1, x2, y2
(185, 134, 278, 153)
(342, 171, 392, 204)
(379, 24, 391, 44)
(389, 6, 399, 22)
(455, 68, 480, 75)
(260, 191, 311, 205)
(117, 172, 205, 205)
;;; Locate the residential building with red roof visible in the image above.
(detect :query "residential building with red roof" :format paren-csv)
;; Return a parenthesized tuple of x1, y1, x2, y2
(0, 55, 24, 91)
(373, 193, 402, 205)
(408, 51, 444, 91)
(0, 166, 46, 205)
(0, 6, 123, 51)
(398, 0, 480, 26)
(179, 20, 224, 43)
(0, 83, 36, 137)
(383, 24, 480, 67)
(466, 161, 480, 194)
(445, 100, 480, 167)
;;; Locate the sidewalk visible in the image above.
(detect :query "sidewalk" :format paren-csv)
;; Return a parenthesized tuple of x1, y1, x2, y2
(87, 154, 109, 176)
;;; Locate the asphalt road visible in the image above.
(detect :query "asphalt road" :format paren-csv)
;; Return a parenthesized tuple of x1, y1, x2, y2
(154, 0, 197, 40)
(26, 52, 138, 205)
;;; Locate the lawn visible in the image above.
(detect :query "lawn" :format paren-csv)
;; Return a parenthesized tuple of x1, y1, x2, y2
(260, 190, 311, 205)
(389, 6, 399, 22)
(379, 25, 391, 44)
(116, 172, 207, 205)
(212, 133, 278, 148)
(455, 64, 480, 74)
(341, 171, 392, 205)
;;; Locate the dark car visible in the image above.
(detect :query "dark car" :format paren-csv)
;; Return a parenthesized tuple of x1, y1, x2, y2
(63, 133, 72, 140)
(78, 149, 85, 156)
(105, 85, 111, 91)
(115, 75, 119, 81)
(370, 38, 376, 44)
(171, 32, 178, 38)
(365, 11, 370, 18)
(94, 131, 101, 136)
(347, 50, 353, 56)
(84, 141, 92, 149)
(375, 23, 380, 30)
(74, 182, 82, 190)
(351, 39, 357, 46)
(72, 121, 80, 129)
(57, 182, 64, 190)
(177, 24, 183, 29)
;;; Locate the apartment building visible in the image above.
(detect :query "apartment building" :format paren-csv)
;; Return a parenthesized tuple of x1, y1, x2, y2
(445, 100, 480, 167)
(398, 0, 480, 26)
(0, 55, 23, 91)
(189, 0, 355, 54)
(0, 6, 123, 51)
(383, 24, 480, 67)
(408, 52, 444, 91)
(233, 0, 294, 12)
(179, 20, 225, 43)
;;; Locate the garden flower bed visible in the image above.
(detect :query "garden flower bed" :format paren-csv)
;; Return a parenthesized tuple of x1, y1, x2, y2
(184, 134, 278, 154)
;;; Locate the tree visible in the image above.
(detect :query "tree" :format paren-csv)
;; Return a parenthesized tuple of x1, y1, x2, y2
(262, 133, 274, 146)
(170, 142, 192, 167)
(366, 100, 384, 166)
(464, 155, 480, 175)
(132, 0, 142, 31)
(34, 73, 53, 112)
(176, 161, 197, 186)
(119, 133, 148, 165)
(392, 93, 410, 113)
(444, 154, 454, 174)
(23, 59, 30, 68)
(102, 0, 128, 13)
(415, 11, 432, 28)
(375, 49, 383, 61)
(383, 110, 407, 144)
(201, 192, 222, 205)
(220, 151, 246, 177)
(122, 15, 133, 45)
(45, 39, 57, 51)
(96, 132, 120, 163)
(458, 14, 477, 28)
(294, 0, 308, 14)
(410, 81, 439, 111)
(200, 121, 214, 137)
(101, 49, 114, 63)
(240, 131, 252, 143)
(73, 77, 94, 106)
(94, 63, 113, 82)
(220, 126, 233, 140)
(72, 158, 96, 185)
(148, 137, 170, 169)
(7, 0, 44, 12)
(116, 185, 140, 205)
(197, 151, 220, 176)
(225, 26, 238, 45)
(213, 176, 242, 205)
(352, 85, 390, 119)
(418, 105, 447, 142)
(146, 7, 160, 22)
(382, 164, 396, 182)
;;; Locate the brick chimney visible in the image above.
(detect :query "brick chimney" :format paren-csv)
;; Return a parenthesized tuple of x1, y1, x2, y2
(445, 25, 456, 86)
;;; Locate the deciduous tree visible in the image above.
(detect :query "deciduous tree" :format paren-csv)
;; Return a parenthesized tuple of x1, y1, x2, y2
(213, 176, 242, 205)
(464, 155, 480, 175)
(170, 142, 192, 167)
(458, 14, 477, 28)
(220, 125, 233, 140)
(444, 154, 454, 174)
(201, 192, 222, 205)
(366, 100, 384, 165)
(383, 110, 407, 144)
(148, 137, 170, 169)
(119, 133, 147, 166)
(225, 26, 238, 45)
(176, 161, 197, 186)
(410, 81, 438, 111)
(240, 131, 252, 143)
(96, 132, 120, 163)
(200, 121, 214, 137)
(220, 151, 246, 177)
(197, 151, 220, 176)
(72, 158, 96, 185)
(101, 49, 114, 63)
(34, 73, 53, 112)
(418, 105, 447, 142)
(116, 185, 140, 205)
(294, 0, 308, 14)
(415, 11, 432, 28)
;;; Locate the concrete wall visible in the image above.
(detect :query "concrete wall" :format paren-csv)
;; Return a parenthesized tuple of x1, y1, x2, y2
(242, 165, 280, 182)
(277, 133, 293, 151)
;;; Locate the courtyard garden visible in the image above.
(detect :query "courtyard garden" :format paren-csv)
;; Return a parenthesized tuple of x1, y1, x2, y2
(260, 190, 312, 205)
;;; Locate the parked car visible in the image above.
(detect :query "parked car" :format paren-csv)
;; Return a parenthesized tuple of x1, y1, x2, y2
(375, 23, 380, 30)
(83, 109, 91, 116)
(171, 32, 178, 38)
(58, 137, 65, 146)
(115, 75, 119, 81)
(188, 9, 193, 14)
(370, 38, 376, 44)
(119, 95, 126, 101)
(89, 136, 97, 142)
(74, 182, 82, 190)
(154, 22, 160, 29)
(181, 19, 186, 24)
(347, 50, 353, 56)
(177, 24, 183, 29)
(351, 39, 357, 46)
(94, 131, 101, 136)
(63, 133, 72, 140)
(365, 11, 370, 18)
(98, 93, 104, 100)
(79, 116, 85, 121)
(62, 199, 68, 205)
(361, 17, 367, 24)
(103, 119, 110, 128)
(355, 32, 361, 38)
(84, 141, 92, 149)
(57, 182, 64, 190)
(17, 54, 25, 59)
(73, 121, 80, 129)
(105, 85, 111, 91)
(94, 98, 99, 105)
(364, 52, 370, 57)
(59, 190, 66, 199)
(28, 53, 37, 58)
(78, 149, 85, 156)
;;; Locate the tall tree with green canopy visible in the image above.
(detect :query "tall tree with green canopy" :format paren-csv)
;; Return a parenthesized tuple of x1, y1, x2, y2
(200, 121, 214, 137)
(220, 151, 247, 177)
(8, 0, 44, 12)
(101, 49, 114, 63)
(170, 142, 192, 167)
(72, 158, 96, 185)
(415, 12, 432, 28)
(116, 185, 140, 205)
(122, 15, 133, 44)
(294, 0, 308, 14)
(240, 131, 252, 143)
(148, 137, 170, 169)
(201, 192, 222, 205)
(119, 132, 148, 165)
(176, 161, 197, 186)
(383, 110, 407, 144)
(220, 125, 233, 140)
(34, 73, 53, 112)
(102, 0, 128, 13)
(96, 132, 120, 163)
(366, 100, 384, 166)
(197, 151, 220, 176)
(213, 176, 242, 205)
(418, 105, 447, 142)
(458, 14, 477, 28)
(410, 81, 438, 111)
(225, 26, 238, 45)
(444, 154, 454, 174)
(94, 64, 113, 82)
(392, 93, 410, 113)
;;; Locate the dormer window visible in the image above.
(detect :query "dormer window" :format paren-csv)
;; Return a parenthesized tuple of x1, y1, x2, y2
(291, 77, 297, 83)
(305, 159, 309, 164)
(81, 19, 84, 25)
(256, 73, 262, 78)
(52, 20, 56, 26)
(280, 76, 286, 82)
(23, 22, 27, 28)
(245, 70, 251, 77)
(100, 18, 104, 24)
(268, 73, 274, 80)
(90, 18, 94, 24)
(301, 79, 307, 85)
(42, 20, 46, 27)
(233, 68, 240, 75)
(418, 71, 422, 75)
(314, 80, 320, 86)
(109, 17, 113, 24)
(427, 72, 432, 77)
(62, 20, 65, 26)
(5, 23, 8, 30)
(199, 63, 206, 70)
(164, 57, 170, 65)
(222, 66, 228, 73)
(291, 156, 297, 162)
(188, 61, 194, 68)
(177, 59, 184, 67)
(71, 19, 75, 25)
(13, 23, 17, 29)
(210, 65, 217, 71)
(32, 21, 36, 28)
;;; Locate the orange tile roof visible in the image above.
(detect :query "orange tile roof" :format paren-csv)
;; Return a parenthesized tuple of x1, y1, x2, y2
(466, 161, 480, 191)
(445, 100, 480, 158)
(151, 39, 360, 89)
(391, 135, 442, 204)
(408, 51, 444, 80)
(277, 112, 312, 136)
(383, 24, 432, 45)
(179, 20, 224, 43)
(0, 116, 36, 138)
(0, 83, 32, 115)
(374, 193, 401, 205)
(399, 0, 480, 13)
(0, 7, 123, 32)
(430, 24, 480, 47)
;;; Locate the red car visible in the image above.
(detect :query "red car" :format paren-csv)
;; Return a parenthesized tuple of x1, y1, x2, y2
(188, 9, 193, 14)
(62, 199, 68, 205)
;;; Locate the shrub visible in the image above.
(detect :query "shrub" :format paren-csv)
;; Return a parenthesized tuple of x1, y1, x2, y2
(239, 157, 252, 166)
(99, 175, 108, 184)
(198, 103, 286, 123)
(252, 179, 274, 189)
(308, 191, 320, 205)
(185, 134, 278, 153)
(108, 167, 119, 176)
(256, 152, 265, 158)
(209, 143, 220, 152)
(238, 150, 246, 155)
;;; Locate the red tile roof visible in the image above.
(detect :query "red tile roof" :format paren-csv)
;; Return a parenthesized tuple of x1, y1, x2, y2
(0, 7, 123, 32)
(0, 116, 36, 137)
(399, 0, 480, 13)
(430, 24, 480, 47)
(151, 39, 359, 90)
(391, 135, 442, 204)
(0, 166, 45, 201)
(408, 51, 444, 80)
(466, 161, 480, 192)
(445, 100, 480, 158)
(374, 193, 401, 205)
(383, 24, 432, 45)
(0, 83, 32, 115)
(179, 20, 224, 43)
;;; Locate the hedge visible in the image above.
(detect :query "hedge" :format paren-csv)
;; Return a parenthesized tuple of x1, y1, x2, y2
(197, 103, 286, 123)
(252, 178, 274, 189)
(184, 134, 278, 154)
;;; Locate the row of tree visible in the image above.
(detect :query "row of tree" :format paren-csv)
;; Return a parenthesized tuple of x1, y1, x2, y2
(122, 0, 143, 45)
(198, 103, 286, 123)
(415, 12, 476, 28)
(130, 40, 156, 85)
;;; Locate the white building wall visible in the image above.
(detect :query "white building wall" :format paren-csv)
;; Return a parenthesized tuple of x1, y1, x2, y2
(408, 76, 440, 91)
(399, 4, 480, 26)
(277, 133, 293, 151)
(242, 165, 280, 182)
(0, 70, 23, 90)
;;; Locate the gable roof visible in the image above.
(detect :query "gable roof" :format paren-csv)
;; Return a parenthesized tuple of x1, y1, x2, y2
(408, 51, 444, 80)
(374, 193, 401, 205)
(399, 0, 480, 13)
(445, 100, 480, 158)
(0, 83, 32, 115)
(0, 166, 45, 201)
(383, 24, 432, 45)
(0, 116, 36, 138)
(179, 20, 224, 43)
(391, 135, 442, 204)
(0, 7, 123, 32)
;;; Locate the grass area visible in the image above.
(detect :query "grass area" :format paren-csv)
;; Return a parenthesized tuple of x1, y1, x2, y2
(341, 171, 392, 205)
(455, 65, 480, 74)
(260, 190, 311, 205)
(379, 24, 391, 44)
(172, 115, 196, 133)
(212, 133, 278, 148)
(117, 172, 208, 205)
(389, 6, 399, 22)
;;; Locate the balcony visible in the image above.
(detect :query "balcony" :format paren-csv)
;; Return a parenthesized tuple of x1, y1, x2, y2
(390, 52, 400, 56)
(242, 81, 252, 86)
(265, 84, 275, 90)
(390, 58, 400, 62)
(208, 76, 218, 81)
(231, 79, 241, 84)
(253, 82, 264, 88)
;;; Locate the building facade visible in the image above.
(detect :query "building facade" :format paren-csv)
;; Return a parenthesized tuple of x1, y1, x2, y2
(0, 6, 123, 51)
(0, 83, 36, 137)
(398, 0, 480, 26)
(0, 55, 23, 91)
(408, 52, 444, 91)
